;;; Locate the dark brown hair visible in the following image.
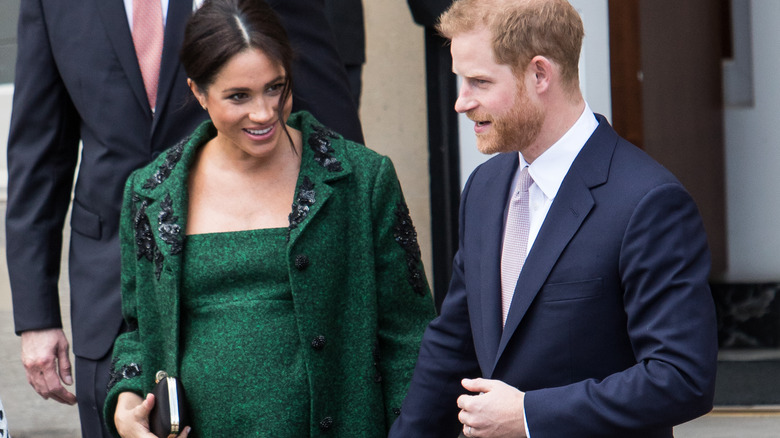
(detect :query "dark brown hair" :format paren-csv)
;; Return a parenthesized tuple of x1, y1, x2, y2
(181, 0, 295, 145)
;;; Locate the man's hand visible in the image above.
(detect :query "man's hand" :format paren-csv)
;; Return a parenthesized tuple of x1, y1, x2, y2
(457, 378, 527, 438)
(20, 328, 77, 405)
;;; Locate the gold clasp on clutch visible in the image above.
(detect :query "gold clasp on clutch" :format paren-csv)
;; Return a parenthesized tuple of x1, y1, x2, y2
(155, 370, 168, 384)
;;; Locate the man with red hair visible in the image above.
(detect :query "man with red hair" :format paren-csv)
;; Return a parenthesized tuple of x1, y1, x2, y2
(391, 1, 718, 436)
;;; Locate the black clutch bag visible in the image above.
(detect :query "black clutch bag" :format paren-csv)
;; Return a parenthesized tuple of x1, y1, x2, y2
(149, 371, 189, 438)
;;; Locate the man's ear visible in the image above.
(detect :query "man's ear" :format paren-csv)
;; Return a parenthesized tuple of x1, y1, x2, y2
(530, 55, 554, 93)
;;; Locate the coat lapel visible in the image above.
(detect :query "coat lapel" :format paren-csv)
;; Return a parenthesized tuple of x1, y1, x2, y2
(94, 0, 149, 116)
(493, 115, 616, 368)
(287, 122, 352, 246)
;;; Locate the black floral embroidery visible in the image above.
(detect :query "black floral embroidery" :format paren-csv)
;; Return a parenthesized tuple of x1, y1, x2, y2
(393, 202, 426, 296)
(133, 195, 164, 280)
(158, 194, 183, 255)
(372, 341, 382, 384)
(288, 176, 316, 235)
(308, 125, 343, 172)
(142, 137, 187, 189)
(107, 359, 142, 391)
(318, 416, 334, 432)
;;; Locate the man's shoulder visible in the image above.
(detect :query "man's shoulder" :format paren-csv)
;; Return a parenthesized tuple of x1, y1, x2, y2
(610, 136, 681, 186)
(577, 118, 681, 189)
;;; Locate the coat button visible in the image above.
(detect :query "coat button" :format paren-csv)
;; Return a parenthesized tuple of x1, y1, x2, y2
(318, 416, 334, 431)
(295, 254, 310, 270)
(311, 335, 326, 350)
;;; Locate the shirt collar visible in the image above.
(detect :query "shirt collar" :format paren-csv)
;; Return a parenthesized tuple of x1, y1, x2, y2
(520, 103, 599, 200)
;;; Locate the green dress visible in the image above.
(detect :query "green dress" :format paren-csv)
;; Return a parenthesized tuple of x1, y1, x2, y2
(179, 228, 309, 436)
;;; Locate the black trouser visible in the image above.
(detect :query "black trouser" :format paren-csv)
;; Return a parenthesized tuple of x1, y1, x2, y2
(75, 353, 112, 438)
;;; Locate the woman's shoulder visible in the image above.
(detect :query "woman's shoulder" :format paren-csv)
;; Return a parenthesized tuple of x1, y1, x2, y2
(130, 120, 216, 190)
(290, 111, 389, 173)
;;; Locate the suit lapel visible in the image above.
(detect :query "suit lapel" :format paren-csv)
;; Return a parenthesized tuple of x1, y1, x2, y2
(493, 115, 616, 367)
(474, 154, 517, 376)
(495, 174, 594, 363)
(95, 0, 149, 115)
(153, 0, 194, 133)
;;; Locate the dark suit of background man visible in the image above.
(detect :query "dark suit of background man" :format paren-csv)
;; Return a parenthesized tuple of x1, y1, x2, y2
(324, 0, 365, 107)
(6, 0, 361, 436)
(389, 0, 718, 437)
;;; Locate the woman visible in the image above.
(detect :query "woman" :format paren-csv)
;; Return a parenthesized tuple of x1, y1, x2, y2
(103, 0, 436, 436)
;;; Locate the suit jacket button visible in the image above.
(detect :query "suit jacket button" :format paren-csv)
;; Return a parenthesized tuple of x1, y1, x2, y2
(295, 254, 310, 270)
(311, 335, 326, 350)
(318, 416, 334, 431)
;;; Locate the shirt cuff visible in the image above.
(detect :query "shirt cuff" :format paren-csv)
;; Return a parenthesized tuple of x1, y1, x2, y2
(524, 405, 531, 437)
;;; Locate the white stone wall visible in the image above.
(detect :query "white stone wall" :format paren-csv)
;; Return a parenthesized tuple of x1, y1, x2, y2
(722, 1, 780, 281)
(360, 2, 431, 275)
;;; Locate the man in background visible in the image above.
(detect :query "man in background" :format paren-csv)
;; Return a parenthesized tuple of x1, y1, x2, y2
(324, 0, 365, 107)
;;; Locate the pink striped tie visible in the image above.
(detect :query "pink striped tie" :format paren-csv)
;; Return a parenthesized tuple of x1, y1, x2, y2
(500, 167, 532, 326)
(133, 0, 164, 111)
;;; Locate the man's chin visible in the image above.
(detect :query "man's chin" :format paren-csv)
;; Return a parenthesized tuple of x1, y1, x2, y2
(476, 138, 512, 155)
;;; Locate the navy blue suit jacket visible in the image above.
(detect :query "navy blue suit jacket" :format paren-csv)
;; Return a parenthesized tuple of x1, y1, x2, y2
(7, 0, 362, 361)
(390, 115, 718, 437)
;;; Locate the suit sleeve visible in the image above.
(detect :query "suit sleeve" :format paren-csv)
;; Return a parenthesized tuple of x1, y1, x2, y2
(103, 173, 146, 438)
(388, 169, 483, 438)
(406, 0, 453, 27)
(369, 156, 437, 429)
(6, 0, 81, 334)
(269, 0, 364, 144)
(525, 183, 718, 436)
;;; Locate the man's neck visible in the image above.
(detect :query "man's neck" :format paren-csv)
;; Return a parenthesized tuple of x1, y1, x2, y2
(524, 97, 585, 163)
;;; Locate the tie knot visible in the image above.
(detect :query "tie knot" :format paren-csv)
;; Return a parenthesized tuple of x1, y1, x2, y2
(515, 167, 533, 197)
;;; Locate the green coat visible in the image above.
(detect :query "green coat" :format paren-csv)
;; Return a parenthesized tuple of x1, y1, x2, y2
(104, 111, 436, 437)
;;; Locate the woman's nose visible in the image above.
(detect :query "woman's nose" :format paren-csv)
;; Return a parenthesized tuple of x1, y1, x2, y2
(249, 98, 275, 122)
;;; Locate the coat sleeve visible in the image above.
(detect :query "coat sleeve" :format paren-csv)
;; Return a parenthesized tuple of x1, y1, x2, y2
(369, 156, 437, 428)
(6, 0, 80, 334)
(388, 168, 483, 438)
(103, 173, 147, 438)
(525, 183, 718, 436)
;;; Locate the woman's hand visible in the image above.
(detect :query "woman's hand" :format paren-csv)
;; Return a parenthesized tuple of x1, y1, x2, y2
(115, 391, 191, 437)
